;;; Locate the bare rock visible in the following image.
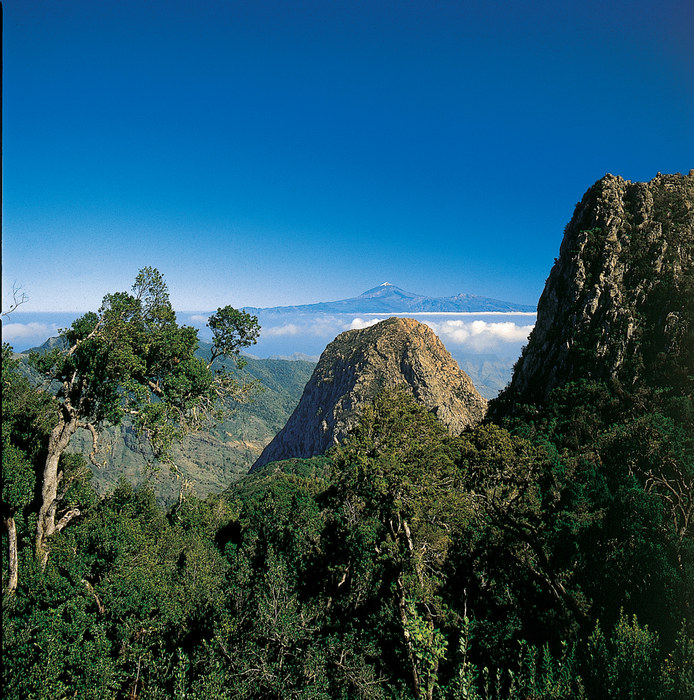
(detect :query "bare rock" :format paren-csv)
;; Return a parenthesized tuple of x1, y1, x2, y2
(496, 171, 694, 408)
(251, 317, 487, 470)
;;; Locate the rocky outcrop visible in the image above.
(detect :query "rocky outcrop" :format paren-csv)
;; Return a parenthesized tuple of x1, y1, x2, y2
(497, 171, 694, 408)
(251, 318, 487, 470)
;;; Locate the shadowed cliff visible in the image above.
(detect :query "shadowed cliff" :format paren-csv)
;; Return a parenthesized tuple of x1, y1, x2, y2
(493, 170, 694, 412)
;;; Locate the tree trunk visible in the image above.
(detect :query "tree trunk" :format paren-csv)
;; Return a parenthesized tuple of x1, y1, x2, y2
(4, 515, 19, 594)
(36, 414, 79, 568)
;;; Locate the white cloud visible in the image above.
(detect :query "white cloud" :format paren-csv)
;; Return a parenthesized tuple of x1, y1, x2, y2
(188, 314, 208, 324)
(265, 323, 302, 337)
(2, 322, 59, 342)
(247, 312, 535, 358)
(348, 317, 383, 330)
(308, 319, 346, 337)
(264, 316, 350, 338)
(426, 319, 534, 352)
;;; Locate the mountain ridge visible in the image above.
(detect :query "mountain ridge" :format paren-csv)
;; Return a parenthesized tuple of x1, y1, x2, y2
(244, 282, 535, 315)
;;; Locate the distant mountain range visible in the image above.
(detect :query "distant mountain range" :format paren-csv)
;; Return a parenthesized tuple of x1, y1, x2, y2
(245, 283, 536, 315)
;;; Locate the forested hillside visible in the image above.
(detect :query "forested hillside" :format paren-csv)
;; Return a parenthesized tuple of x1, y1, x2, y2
(68, 351, 315, 503)
(15, 341, 314, 504)
(3, 174, 693, 698)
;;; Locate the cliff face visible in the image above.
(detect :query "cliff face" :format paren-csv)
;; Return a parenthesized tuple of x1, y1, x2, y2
(500, 171, 694, 407)
(251, 317, 487, 470)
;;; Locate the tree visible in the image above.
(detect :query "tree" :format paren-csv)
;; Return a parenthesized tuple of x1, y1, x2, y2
(457, 424, 591, 622)
(29, 267, 259, 567)
(327, 390, 469, 699)
(2, 344, 54, 593)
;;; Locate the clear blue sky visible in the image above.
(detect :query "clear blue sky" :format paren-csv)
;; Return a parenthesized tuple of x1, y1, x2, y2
(2, 0, 693, 313)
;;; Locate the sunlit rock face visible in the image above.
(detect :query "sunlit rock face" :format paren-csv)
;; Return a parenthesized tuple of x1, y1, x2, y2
(251, 317, 487, 471)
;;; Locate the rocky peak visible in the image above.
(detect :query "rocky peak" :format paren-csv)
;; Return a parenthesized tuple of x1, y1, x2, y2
(251, 317, 487, 470)
(496, 170, 694, 408)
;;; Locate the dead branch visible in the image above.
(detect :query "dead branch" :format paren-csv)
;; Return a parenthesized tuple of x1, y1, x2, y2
(1, 283, 29, 318)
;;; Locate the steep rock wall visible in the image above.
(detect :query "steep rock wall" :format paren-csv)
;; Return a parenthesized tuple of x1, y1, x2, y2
(251, 317, 487, 470)
(499, 171, 694, 407)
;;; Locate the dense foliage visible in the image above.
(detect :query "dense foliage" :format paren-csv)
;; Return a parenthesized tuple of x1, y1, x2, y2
(4, 376, 692, 697)
(20, 268, 259, 571)
(3, 267, 693, 697)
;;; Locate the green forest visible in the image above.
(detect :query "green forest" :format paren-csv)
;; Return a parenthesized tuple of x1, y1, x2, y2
(3, 267, 693, 699)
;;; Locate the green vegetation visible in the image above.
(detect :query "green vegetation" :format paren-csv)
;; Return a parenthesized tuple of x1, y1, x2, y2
(64, 352, 315, 504)
(6, 267, 259, 579)
(3, 261, 693, 697)
(4, 374, 692, 697)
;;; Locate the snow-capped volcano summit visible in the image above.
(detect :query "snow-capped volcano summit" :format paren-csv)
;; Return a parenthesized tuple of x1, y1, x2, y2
(245, 285, 535, 314)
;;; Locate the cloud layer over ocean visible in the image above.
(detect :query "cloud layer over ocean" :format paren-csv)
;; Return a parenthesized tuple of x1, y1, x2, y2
(246, 311, 535, 358)
(3, 311, 535, 361)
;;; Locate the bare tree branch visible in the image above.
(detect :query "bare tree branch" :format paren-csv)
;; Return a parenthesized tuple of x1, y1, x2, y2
(78, 421, 102, 466)
(82, 579, 106, 615)
(55, 507, 81, 532)
(1, 283, 29, 318)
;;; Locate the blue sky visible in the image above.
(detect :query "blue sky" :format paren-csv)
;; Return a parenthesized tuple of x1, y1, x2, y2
(2, 0, 693, 314)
